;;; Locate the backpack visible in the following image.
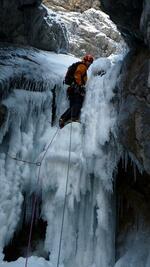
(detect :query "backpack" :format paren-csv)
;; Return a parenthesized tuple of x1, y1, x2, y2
(64, 61, 82, 85)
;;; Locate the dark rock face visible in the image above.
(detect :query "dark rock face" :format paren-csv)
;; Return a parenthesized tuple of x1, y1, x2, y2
(115, 38, 150, 264)
(0, 0, 68, 52)
(118, 48, 150, 174)
(116, 158, 150, 262)
(18, 0, 42, 9)
(101, 0, 150, 262)
(0, 105, 7, 127)
(100, 0, 144, 47)
(140, 0, 150, 48)
(101, 0, 150, 173)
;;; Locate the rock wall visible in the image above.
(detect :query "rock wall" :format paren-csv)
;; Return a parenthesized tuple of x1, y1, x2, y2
(43, 0, 101, 12)
(101, 0, 143, 47)
(101, 0, 150, 264)
(140, 0, 150, 49)
(0, 0, 68, 52)
(101, 0, 150, 173)
(0, 0, 124, 58)
(100, 0, 149, 49)
(118, 48, 150, 174)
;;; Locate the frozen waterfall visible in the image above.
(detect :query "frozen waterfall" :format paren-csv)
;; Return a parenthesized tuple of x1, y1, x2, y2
(0, 50, 122, 267)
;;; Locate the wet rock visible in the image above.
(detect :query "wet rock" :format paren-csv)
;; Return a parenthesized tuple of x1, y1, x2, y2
(100, 1, 150, 174)
(18, 0, 42, 10)
(118, 48, 150, 174)
(0, 105, 7, 126)
(140, 0, 150, 48)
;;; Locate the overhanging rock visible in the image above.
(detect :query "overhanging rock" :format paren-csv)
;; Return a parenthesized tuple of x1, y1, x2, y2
(0, 0, 68, 52)
(100, 0, 144, 47)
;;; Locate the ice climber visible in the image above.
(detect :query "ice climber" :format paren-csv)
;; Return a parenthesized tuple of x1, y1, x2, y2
(59, 54, 94, 129)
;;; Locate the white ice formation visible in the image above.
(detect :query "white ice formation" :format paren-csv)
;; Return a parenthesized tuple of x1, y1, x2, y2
(0, 49, 123, 267)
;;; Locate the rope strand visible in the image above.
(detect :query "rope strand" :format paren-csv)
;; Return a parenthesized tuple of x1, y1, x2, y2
(23, 128, 59, 267)
(56, 121, 73, 267)
(7, 153, 41, 166)
(6, 124, 72, 267)
(7, 129, 59, 166)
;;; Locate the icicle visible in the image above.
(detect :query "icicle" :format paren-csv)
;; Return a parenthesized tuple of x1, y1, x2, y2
(128, 151, 144, 175)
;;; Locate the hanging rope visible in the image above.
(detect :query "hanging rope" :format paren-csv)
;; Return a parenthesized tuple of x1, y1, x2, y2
(6, 127, 60, 267)
(7, 121, 54, 165)
(22, 128, 59, 267)
(56, 120, 73, 267)
(5, 127, 59, 267)
(7, 124, 59, 166)
(6, 121, 73, 267)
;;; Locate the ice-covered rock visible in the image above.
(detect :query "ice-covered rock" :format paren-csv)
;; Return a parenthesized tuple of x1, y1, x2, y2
(0, 45, 122, 266)
(54, 8, 125, 58)
(0, 44, 77, 98)
(0, 0, 68, 52)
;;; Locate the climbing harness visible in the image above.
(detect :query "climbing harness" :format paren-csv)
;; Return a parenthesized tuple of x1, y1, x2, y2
(57, 119, 73, 267)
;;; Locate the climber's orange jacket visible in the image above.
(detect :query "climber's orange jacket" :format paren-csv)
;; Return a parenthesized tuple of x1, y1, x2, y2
(74, 63, 88, 86)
